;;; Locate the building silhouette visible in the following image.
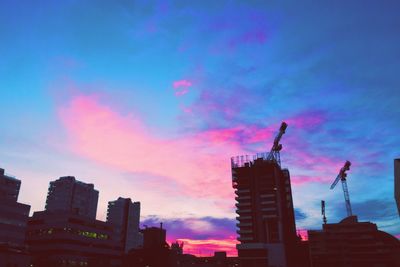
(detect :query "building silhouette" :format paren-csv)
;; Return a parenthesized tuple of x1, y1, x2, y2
(45, 176, 99, 219)
(27, 176, 121, 266)
(0, 168, 31, 266)
(395, 159, 400, 216)
(26, 210, 122, 266)
(231, 154, 298, 267)
(107, 197, 142, 252)
(308, 216, 400, 267)
(170, 240, 184, 255)
(0, 168, 21, 202)
(123, 224, 171, 267)
(173, 251, 240, 267)
(142, 224, 168, 249)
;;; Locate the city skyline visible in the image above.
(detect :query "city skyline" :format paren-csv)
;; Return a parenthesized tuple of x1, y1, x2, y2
(1, 0, 400, 257)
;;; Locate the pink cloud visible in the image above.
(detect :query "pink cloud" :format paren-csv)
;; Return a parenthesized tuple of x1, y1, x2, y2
(196, 124, 276, 147)
(181, 105, 193, 114)
(143, 216, 236, 256)
(197, 128, 242, 143)
(291, 175, 331, 185)
(173, 80, 192, 97)
(285, 110, 326, 129)
(297, 229, 309, 241)
(173, 80, 192, 88)
(175, 88, 189, 96)
(246, 126, 274, 143)
(58, 93, 343, 254)
(58, 93, 336, 194)
(58, 94, 242, 200)
(175, 238, 238, 257)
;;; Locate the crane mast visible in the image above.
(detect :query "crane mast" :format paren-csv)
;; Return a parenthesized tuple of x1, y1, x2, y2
(266, 122, 288, 166)
(330, 161, 352, 217)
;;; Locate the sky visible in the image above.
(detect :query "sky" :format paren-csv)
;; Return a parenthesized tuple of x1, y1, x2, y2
(1, 0, 400, 256)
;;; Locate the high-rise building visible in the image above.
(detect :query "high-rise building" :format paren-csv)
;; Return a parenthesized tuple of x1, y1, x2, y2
(0, 168, 31, 266)
(0, 168, 20, 202)
(308, 216, 400, 267)
(107, 197, 142, 252)
(45, 176, 99, 219)
(231, 154, 298, 267)
(395, 159, 400, 216)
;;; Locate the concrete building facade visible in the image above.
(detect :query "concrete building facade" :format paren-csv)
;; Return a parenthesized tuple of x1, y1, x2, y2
(231, 154, 298, 267)
(45, 176, 99, 219)
(107, 197, 142, 252)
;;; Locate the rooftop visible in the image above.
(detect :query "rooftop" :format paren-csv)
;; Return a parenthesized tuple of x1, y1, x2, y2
(0, 168, 20, 181)
(231, 152, 273, 168)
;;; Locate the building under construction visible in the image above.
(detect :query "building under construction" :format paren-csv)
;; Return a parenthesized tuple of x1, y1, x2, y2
(231, 122, 304, 267)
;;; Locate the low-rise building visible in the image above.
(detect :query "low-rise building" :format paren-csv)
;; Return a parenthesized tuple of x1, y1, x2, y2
(26, 210, 122, 266)
(308, 216, 400, 267)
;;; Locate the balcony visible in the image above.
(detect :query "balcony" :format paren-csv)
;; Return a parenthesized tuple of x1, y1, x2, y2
(235, 202, 251, 208)
(235, 195, 251, 201)
(261, 207, 276, 212)
(236, 216, 252, 220)
(261, 201, 276, 205)
(236, 222, 252, 227)
(236, 209, 251, 214)
(235, 189, 250, 195)
(260, 193, 275, 198)
(238, 236, 253, 242)
(262, 214, 277, 219)
(237, 229, 253, 234)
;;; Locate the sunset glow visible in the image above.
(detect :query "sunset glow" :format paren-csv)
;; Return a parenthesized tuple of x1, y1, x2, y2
(1, 0, 399, 256)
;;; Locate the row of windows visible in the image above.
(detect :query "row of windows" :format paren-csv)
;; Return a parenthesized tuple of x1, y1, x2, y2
(28, 227, 109, 240)
(60, 259, 88, 266)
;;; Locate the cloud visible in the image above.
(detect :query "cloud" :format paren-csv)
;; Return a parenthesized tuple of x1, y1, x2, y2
(227, 29, 267, 49)
(294, 208, 308, 222)
(330, 198, 400, 238)
(351, 199, 398, 222)
(58, 92, 347, 200)
(291, 175, 331, 185)
(142, 216, 237, 256)
(58, 93, 244, 202)
(177, 238, 237, 256)
(57, 91, 399, 254)
(173, 79, 192, 97)
(173, 80, 192, 89)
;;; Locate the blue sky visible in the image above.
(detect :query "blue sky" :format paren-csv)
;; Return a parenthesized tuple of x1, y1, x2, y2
(1, 0, 399, 255)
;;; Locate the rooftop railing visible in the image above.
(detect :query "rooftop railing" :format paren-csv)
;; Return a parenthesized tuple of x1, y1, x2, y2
(231, 152, 270, 168)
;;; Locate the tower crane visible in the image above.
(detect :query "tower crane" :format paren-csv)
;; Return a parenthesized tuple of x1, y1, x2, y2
(266, 122, 288, 166)
(330, 161, 353, 217)
(321, 200, 327, 224)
